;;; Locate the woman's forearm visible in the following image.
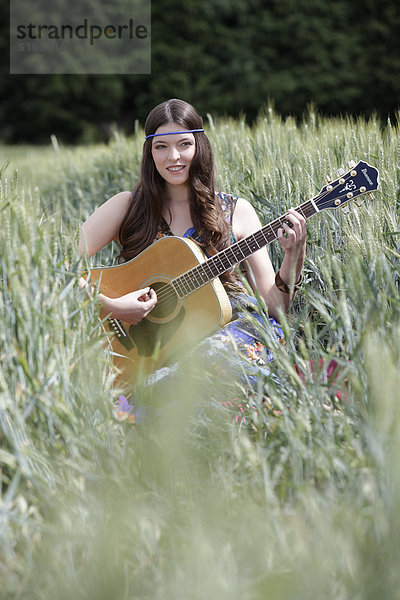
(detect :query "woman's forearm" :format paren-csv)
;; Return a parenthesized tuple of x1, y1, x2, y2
(278, 244, 305, 288)
(79, 276, 116, 316)
(265, 246, 306, 319)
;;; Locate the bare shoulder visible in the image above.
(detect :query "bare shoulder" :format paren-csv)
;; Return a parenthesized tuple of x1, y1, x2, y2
(232, 197, 262, 239)
(85, 190, 133, 225)
(115, 190, 134, 203)
(233, 196, 259, 217)
(104, 190, 133, 212)
(80, 190, 134, 257)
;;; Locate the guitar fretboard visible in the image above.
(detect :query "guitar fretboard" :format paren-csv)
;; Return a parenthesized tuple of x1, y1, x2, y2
(172, 198, 319, 298)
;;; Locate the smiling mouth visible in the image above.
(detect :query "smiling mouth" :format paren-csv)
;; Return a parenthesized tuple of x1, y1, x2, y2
(167, 165, 185, 172)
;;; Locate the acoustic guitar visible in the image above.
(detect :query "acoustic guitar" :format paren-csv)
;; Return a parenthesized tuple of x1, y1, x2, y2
(85, 160, 379, 383)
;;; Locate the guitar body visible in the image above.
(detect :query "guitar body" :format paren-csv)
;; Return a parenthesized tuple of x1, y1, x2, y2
(87, 236, 232, 383)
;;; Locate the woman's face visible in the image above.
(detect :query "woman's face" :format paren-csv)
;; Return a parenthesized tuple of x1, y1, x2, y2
(151, 122, 196, 188)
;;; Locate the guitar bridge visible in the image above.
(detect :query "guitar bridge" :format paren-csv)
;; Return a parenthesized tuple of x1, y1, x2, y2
(108, 318, 134, 351)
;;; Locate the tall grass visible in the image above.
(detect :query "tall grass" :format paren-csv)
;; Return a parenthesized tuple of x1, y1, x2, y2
(0, 109, 399, 598)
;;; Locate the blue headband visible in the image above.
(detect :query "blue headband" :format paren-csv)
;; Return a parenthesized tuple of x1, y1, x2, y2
(145, 128, 205, 140)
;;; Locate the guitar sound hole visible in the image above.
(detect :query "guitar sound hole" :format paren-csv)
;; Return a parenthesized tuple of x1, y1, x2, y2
(150, 281, 178, 319)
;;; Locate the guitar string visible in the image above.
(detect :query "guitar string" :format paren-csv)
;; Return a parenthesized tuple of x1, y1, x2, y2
(150, 189, 358, 305)
(136, 184, 367, 307)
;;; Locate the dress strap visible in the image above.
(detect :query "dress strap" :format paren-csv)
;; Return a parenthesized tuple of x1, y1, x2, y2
(217, 192, 238, 226)
(217, 192, 238, 243)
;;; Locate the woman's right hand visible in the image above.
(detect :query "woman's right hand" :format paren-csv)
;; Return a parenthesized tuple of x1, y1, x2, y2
(105, 287, 158, 324)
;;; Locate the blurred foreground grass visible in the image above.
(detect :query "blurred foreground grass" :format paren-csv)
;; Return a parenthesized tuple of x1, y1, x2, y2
(1, 109, 400, 599)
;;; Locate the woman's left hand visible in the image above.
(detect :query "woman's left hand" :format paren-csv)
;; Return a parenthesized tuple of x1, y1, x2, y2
(277, 207, 307, 255)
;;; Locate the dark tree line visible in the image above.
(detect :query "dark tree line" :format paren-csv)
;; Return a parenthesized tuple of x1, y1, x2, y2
(1, 0, 400, 144)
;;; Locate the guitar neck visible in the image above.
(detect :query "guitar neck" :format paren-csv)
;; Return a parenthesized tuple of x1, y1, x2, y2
(172, 197, 319, 298)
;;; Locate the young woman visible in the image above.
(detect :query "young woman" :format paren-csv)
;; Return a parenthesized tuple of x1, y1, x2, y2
(79, 99, 306, 388)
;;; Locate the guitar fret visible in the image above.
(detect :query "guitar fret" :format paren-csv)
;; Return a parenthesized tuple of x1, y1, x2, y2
(222, 247, 237, 265)
(191, 270, 204, 290)
(220, 253, 232, 269)
(260, 226, 275, 243)
(197, 268, 210, 284)
(247, 236, 262, 252)
(214, 254, 226, 272)
(298, 204, 307, 218)
(176, 264, 214, 298)
(212, 252, 230, 272)
(254, 231, 267, 247)
(233, 244, 246, 261)
(269, 223, 276, 238)
(177, 277, 191, 296)
(192, 270, 204, 287)
(303, 200, 318, 218)
(240, 237, 255, 257)
(256, 229, 268, 244)
(258, 229, 269, 242)
(171, 279, 184, 297)
(241, 238, 252, 255)
(197, 265, 216, 283)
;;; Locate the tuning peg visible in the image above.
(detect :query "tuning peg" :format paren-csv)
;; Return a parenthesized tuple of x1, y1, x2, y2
(341, 205, 351, 215)
(337, 167, 345, 176)
(369, 193, 375, 200)
(354, 197, 365, 207)
(348, 160, 356, 169)
(325, 175, 332, 183)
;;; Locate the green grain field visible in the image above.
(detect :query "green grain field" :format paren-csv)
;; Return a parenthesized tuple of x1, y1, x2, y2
(1, 109, 400, 599)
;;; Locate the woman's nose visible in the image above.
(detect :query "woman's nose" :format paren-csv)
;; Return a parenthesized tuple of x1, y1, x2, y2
(168, 145, 180, 160)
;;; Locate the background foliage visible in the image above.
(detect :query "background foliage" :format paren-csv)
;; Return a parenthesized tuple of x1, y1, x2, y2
(1, 0, 400, 143)
(1, 111, 400, 597)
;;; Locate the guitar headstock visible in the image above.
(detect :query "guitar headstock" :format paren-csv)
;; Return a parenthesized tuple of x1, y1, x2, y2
(315, 160, 379, 213)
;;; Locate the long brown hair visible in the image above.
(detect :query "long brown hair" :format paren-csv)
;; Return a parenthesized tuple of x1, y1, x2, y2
(118, 99, 232, 262)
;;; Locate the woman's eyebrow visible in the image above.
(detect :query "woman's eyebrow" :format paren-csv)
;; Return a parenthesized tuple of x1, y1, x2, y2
(152, 135, 192, 144)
